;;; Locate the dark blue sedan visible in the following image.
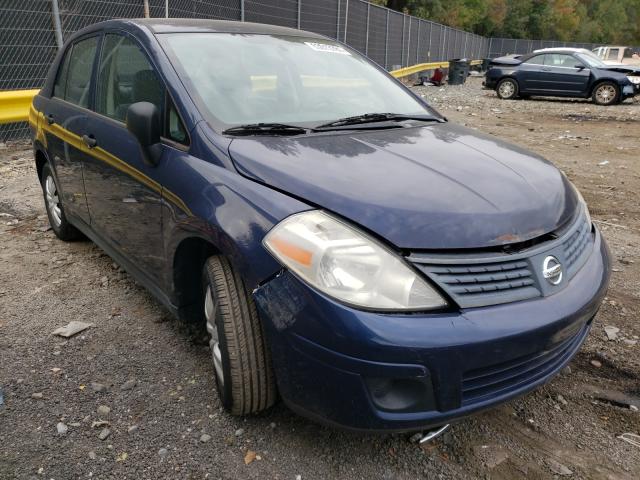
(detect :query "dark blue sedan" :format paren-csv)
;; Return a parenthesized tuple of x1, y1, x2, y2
(485, 49, 640, 105)
(29, 19, 610, 435)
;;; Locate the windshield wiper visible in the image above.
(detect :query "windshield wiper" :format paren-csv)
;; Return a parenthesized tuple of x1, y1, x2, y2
(315, 112, 441, 129)
(223, 123, 310, 136)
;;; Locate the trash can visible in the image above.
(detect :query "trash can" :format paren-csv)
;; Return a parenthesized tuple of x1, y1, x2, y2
(448, 59, 470, 85)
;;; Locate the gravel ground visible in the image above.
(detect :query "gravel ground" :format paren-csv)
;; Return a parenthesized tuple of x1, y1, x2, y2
(1, 76, 639, 479)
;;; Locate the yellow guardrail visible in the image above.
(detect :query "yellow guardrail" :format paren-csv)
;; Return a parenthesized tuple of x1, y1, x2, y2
(0, 59, 485, 123)
(0, 89, 39, 125)
(390, 59, 483, 78)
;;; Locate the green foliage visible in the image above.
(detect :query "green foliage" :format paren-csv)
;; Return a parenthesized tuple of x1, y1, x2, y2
(374, 0, 640, 44)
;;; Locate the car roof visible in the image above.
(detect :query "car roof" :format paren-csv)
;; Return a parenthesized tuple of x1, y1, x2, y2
(72, 18, 324, 39)
(533, 47, 588, 54)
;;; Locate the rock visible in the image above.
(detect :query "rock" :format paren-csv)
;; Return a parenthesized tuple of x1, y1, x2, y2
(244, 450, 257, 465)
(97, 405, 111, 416)
(590, 359, 602, 368)
(91, 382, 107, 392)
(561, 366, 572, 376)
(630, 405, 638, 412)
(52, 321, 92, 338)
(269, 422, 276, 429)
(120, 379, 136, 391)
(158, 448, 169, 458)
(235, 428, 244, 437)
(127, 425, 138, 433)
(557, 395, 568, 406)
(547, 459, 573, 476)
(623, 339, 637, 346)
(409, 432, 423, 443)
(200, 433, 211, 443)
(56, 422, 68, 435)
(98, 428, 111, 440)
(31, 392, 43, 399)
(91, 420, 110, 429)
(51, 368, 62, 374)
(88, 451, 97, 460)
(604, 325, 620, 341)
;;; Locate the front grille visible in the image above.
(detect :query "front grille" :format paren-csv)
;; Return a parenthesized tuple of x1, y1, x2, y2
(423, 261, 540, 308)
(460, 323, 588, 406)
(408, 208, 594, 309)
(563, 214, 591, 277)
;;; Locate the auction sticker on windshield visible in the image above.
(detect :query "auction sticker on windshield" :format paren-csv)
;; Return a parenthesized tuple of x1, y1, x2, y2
(304, 42, 351, 55)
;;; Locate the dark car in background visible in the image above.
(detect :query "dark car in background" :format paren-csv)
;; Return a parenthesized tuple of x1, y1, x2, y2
(29, 19, 610, 434)
(485, 49, 640, 105)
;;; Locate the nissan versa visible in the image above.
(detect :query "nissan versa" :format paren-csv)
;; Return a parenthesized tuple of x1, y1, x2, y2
(29, 19, 610, 434)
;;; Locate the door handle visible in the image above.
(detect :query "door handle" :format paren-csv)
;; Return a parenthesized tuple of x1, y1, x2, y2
(82, 134, 97, 149)
(46, 113, 55, 125)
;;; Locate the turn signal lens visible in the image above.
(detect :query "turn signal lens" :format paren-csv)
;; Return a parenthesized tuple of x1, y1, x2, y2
(263, 211, 447, 311)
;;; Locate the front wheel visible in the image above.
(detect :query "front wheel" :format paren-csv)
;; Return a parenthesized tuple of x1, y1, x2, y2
(592, 82, 620, 105)
(496, 78, 519, 100)
(41, 163, 80, 241)
(202, 256, 277, 415)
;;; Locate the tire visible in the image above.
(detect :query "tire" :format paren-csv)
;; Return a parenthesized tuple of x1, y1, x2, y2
(496, 78, 519, 100)
(202, 255, 276, 415)
(592, 81, 620, 106)
(41, 163, 80, 241)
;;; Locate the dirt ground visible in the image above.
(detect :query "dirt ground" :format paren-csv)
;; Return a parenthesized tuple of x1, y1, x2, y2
(1, 76, 639, 479)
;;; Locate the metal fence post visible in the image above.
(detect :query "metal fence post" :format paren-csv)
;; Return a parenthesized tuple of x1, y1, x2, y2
(336, 0, 340, 39)
(416, 20, 420, 64)
(143, 0, 149, 18)
(343, 0, 348, 43)
(241, 0, 245, 21)
(384, 9, 389, 69)
(427, 21, 432, 61)
(401, 14, 405, 66)
(365, 2, 370, 56)
(297, 0, 301, 29)
(165, 0, 169, 18)
(50, 0, 64, 49)
(406, 15, 411, 67)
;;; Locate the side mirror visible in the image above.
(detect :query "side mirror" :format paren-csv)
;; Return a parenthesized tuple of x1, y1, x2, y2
(574, 64, 585, 70)
(126, 102, 161, 166)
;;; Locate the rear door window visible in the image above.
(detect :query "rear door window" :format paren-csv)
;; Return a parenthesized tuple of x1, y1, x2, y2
(96, 33, 164, 122)
(524, 55, 546, 65)
(61, 36, 99, 108)
(607, 48, 619, 61)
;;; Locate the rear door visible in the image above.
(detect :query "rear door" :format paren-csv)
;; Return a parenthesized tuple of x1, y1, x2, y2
(82, 32, 167, 280)
(42, 35, 100, 224)
(518, 54, 547, 92)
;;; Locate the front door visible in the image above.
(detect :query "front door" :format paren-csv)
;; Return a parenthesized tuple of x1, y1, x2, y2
(42, 35, 100, 224)
(82, 32, 166, 281)
(539, 54, 590, 95)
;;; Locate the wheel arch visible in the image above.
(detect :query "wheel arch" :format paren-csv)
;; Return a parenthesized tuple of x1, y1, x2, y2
(33, 143, 49, 182)
(589, 78, 621, 97)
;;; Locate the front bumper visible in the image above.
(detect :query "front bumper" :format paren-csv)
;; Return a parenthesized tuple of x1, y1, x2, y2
(254, 227, 610, 432)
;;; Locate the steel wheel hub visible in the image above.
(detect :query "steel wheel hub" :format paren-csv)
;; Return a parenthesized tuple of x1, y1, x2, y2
(204, 286, 224, 386)
(596, 85, 615, 103)
(45, 175, 62, 227)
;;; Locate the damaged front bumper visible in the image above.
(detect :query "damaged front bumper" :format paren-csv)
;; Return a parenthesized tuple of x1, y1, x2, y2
(254, 228, 610, 432)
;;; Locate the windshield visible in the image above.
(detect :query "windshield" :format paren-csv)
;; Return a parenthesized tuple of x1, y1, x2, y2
(159, 33, 432, 129)
(576, 52, 607, 68)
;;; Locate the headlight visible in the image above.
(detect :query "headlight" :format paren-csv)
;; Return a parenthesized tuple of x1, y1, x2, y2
(263, 211, 447, 311)
(627, 75, 640, 85)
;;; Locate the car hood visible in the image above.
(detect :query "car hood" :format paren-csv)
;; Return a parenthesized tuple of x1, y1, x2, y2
(599, 64, 640, 74)
(228, 123, 578, 249)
